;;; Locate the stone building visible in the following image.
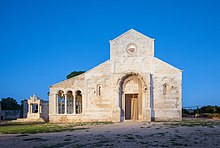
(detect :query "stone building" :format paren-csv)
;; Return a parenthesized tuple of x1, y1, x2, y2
(22, 94, 49, 121)
(49, 29, 182, 123)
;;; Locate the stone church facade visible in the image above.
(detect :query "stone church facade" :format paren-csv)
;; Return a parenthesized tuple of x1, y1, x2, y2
(49, 29, 182, 123)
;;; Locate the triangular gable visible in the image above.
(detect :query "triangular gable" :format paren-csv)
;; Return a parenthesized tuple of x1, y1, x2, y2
(110, 29, 154, 42)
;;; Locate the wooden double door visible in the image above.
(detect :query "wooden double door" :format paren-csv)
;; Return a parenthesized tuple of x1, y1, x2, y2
(125, 94, 139, 120)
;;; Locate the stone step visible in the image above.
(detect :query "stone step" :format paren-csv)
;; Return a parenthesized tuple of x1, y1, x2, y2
(10, 118, 46, 123)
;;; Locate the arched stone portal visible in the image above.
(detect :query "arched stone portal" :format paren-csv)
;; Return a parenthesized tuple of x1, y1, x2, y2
(119, 73, 144, 121)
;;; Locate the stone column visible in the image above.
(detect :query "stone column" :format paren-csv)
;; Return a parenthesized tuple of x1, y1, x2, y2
(39, 103, 41, 114)
(65, 94, 67, 114)
(81, 93, 84, 114)
(73, 96, 76, 114)
(54, 94, 57, 114)
(28, 104, 30, 113)
(29, 104, 32, 113)
(150, 74, 155, 121)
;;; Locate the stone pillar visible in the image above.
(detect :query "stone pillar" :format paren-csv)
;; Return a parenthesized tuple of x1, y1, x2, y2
(28, 104, 30, 113)
(81, 93, 84, 114)
(39, 103, 41, 114)
(150, 74, 155, 121)
(65, 94, 67, 114)
(112, 87, 121, 122)
(29, 104, 32, 113)
(54, 94, 57, 114)
(73, 96, 76, 114)
(145, 84, 151, 122)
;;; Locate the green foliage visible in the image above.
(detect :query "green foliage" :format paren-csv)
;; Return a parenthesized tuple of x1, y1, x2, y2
(66, 71, 85, 79)
(197, 113, 220, 119)
(194, 105, 220, 114)
(0, 122, 112, 134)
(0, 97, 21, 110)
(182, 109, 190, 115)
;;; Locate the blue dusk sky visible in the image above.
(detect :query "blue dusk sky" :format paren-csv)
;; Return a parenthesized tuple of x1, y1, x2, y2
(0, 0, 220, 107)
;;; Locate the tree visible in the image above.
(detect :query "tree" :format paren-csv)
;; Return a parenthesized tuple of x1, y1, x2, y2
(66, 71, 85, 79)
(0, 97, 21, 110)
(182, 109, 190, 115)
(193, 105, 220, 114)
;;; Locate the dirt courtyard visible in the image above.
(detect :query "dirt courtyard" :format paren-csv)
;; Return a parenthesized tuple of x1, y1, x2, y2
(0, 120, 219, 148)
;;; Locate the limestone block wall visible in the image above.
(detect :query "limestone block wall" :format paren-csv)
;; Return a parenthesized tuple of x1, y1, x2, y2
(110, 29, 154, 60)
(112, 57, 154, 74)
(49, 61, 114, 123)
(152, 58, 182, 121)
(41, 101, 49, 121)
(84, 60, 113, 121)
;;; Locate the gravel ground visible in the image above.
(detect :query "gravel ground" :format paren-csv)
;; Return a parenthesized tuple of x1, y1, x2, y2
(0, 121, 220, 148)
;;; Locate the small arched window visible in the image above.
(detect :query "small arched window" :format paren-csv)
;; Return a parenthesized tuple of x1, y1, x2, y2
(163, 84, 169, 95)
(97, 85, 102, 96)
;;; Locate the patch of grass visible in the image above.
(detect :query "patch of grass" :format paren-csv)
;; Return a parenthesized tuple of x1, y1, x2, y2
(0, 122, 112, 134)
(165, 118, 220, 127)
(0, 124, 89, 134)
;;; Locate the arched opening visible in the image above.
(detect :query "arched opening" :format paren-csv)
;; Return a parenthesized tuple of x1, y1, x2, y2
(31, 104, 38, 113)
(57, 90, 65, 114)
(66, 91, 74, 114)
(75, 90, 82, 114)
(163, 83, 169, 95)
(97, 85, 102, 96)
(119, 74, 144, 121)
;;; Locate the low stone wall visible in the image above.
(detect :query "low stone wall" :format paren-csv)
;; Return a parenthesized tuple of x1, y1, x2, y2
(1, 110, 21, 120)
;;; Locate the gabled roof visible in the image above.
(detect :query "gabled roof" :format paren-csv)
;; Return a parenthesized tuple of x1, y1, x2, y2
(109, 29, 155, 42)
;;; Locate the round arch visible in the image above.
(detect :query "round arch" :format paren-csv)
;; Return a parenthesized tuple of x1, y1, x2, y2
(75, 90, 82, 114)
(118, 73, 146, 121)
